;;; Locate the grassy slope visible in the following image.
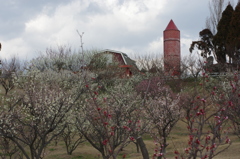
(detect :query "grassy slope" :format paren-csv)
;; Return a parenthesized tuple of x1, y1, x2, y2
(44, 120, 240, 159)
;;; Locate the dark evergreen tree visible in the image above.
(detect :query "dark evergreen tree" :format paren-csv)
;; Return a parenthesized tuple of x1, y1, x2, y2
(227, 2, 240, 64)
(190, 29, 214, 59)
(213, 3, 234, 63)
(191, 2, 240, 66)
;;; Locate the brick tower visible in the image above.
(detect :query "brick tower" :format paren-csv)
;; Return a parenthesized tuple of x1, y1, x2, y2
(164, 19, 181, 76)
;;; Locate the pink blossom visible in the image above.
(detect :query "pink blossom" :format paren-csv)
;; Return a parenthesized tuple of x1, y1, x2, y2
(110, 132, 114, 136)
(205, 135, 211, 141)
(196, 112, 202, 116)
(199, 109, 205, 114)
(210, 143, 216, 149)
(103, 111, 108, 116)
(201, 98, 206, 103)
(129, 136, 135, 141)
(228, 101, 233, 107)
(193, 106, 199, 110)
(195, 139, 200, 145)
(217, 120, 221, 125)
(103, 97, 107, 102)
(225, 138, 230, 143)
(188, 135, 193, 145)
(206, 146, 209, 151)
(123, 126, 131, 131)
(174, 150, 179, 154)
(102, 139, 108, 145)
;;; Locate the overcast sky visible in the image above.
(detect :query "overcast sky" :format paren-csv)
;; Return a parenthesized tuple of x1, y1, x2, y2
(0, 0, 238, 60)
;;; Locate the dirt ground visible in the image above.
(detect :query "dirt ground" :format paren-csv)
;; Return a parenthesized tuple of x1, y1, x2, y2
(45, 121, 240, 159)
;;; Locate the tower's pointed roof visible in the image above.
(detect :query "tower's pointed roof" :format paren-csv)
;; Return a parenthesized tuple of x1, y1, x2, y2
(165, 19, 179, 30)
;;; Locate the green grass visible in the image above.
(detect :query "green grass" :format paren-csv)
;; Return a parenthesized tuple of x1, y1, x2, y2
(48, 148, 56, 152)
(41, 124, 240, 159)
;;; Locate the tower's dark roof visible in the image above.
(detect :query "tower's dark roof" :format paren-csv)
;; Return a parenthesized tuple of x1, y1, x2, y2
(165, 19, 179, 30)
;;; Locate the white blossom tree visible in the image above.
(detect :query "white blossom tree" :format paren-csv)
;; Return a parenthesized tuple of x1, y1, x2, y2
(143, 80, 181, 159)
(0, 69, 81, 159)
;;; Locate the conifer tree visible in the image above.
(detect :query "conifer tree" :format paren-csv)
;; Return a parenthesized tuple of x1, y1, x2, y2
(191, 2, 240, 66)
(213, 3, 234, 63)
(227, 2, 240, 64)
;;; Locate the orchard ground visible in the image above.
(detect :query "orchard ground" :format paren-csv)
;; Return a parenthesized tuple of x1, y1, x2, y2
(42, 120, 240, 159)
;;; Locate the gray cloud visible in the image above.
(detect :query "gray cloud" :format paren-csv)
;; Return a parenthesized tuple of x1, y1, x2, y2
(0, 0, 238, 60)
(0, 0, 68, 39)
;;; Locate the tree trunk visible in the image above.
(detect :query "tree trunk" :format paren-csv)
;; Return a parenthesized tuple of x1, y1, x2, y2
(136, 137, 149, 159)
(134, 142, 140, 153)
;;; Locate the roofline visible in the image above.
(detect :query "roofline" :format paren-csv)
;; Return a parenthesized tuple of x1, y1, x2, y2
(100, 49, 127, 55)
(99, 49, 128, 65)
(164, 19, 179, 31)
(120, 52, 127, 65)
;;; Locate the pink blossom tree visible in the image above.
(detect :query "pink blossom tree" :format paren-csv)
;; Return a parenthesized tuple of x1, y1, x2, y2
(216, 73, 240, 138)
(175, 73, 231, 159)
(76, 78, 149, 159)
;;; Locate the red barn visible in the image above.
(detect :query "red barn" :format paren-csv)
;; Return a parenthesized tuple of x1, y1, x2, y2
(89, 49, 138, 77)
